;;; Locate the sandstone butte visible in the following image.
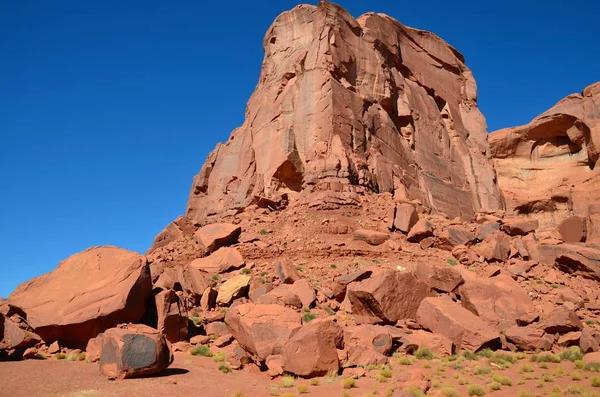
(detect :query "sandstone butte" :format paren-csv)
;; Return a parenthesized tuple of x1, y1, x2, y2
(3, 2, 600, 396)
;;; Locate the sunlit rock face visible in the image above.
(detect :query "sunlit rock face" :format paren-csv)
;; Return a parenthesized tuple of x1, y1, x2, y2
(186, 2, 504, 225)
(490, 82, 600, 238)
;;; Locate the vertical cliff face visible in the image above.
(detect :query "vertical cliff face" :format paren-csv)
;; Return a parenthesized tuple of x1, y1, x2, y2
(186, 2, 504, 225)
(490, 82, 600, 237)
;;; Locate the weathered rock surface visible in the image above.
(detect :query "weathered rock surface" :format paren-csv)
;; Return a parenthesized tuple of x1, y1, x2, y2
(194, 223, 241, 254)
(394, 329, 454, 357)
(282, 318, 343, 376)
(154, 289, 188, 343)
(0, 302, 41, 359)
(540, 307, 584, 334)
(354, 229, 390, 246)
(9, 247, 152, 348)
(476, 230, 511, 262)
(190, 247, 245, 274)
(459, 271, 535, 330)
(216, 275, 251, 305)
(347, 270, 432, 324)
(559, 215, 587, 243)
(389, 203, 419, 233)
(99, 324, 173, 379)
(490, 82, 600, 237)
(344, 325, 393, 356)
(85, 334, 103, 363)
(224, 303, 301, 362)
(504, 325, 554, 351)
(416, 296, 500, 352)
(185, 1, 503, 225)
(414, 262, 464, 293)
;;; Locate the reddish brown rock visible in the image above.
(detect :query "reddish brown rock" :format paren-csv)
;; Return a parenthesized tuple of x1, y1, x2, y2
(580, 328, 600, 353)
(152, 216, 197, 249)
(282, 318, 343, 377)
(490, 82, 600, 236)
(395, 329, 454, 357)
(154, 289, 187, 343)
(345, 345, 389, 367)
(275, 261, 301, 284)
(224, 303, 301, 362)
(336, 270, 372, 286)
(194, 223, 241, 254)
(504, 325, 553, 351)
(205, 321, 229, 337)
(555, 245, 600, 281)
(559, 216, 588, 243)
(85, 334, 103, 363)
(558, 331, 582, 346)
(435, 225, 476, 250)
(290, 279, 315, 308)
(9, 246, 152, 349)
(344, 325, 393, 356)
(190, 247, 245, 274)
(414, 262, 464, 293)
(99, 323, 173, 379)
(459, 271, 535, 330)
(47, 341, 60, 354)
(186, 2, 503, 226)
(0, 309, 41, 356)
(249, 283, 273, 303)
(476, 230, 511, 262)
(354, 229, 390, 246)
(347, 271, 432, 324)
(265, 354, 284, 377)
(416, 296, 500, 352)
(200, 287, 218, 311)
(475, 221, 500, 241)
(501, 218, 539, 236)
(451, 245, 479, 266)
(540, 307, 584, 334)
(214, 334, 233, 348)
(584, 351, 600, 364)
(256, 284, 302, 309)
(390, 203, 419, 233)
(407, 219, 434, 243)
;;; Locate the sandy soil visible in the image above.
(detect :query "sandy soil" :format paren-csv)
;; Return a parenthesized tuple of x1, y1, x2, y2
(2, 351, 599, 397)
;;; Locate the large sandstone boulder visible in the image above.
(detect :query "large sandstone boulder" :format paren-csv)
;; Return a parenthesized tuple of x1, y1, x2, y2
(347, 270, 432, 324)
(282, 318, 343, 377)
(344, 325, 393, 356)
(9, 246, 152, 348)
(416, 297, 500, 352)
(393, 329, 454, 357)
(459, 271, 535, 330)
(194, 223, 241, 254)
(190, 247, 245, 274)
(490, 82, 600, 236)
(224, 303, 301, 362)
(414, 262, 464, 293)
(99, 324, 173, 379)
(504, 325, 554, 351)
(185, 1, 503, 225)
(154, 289, 188, 343)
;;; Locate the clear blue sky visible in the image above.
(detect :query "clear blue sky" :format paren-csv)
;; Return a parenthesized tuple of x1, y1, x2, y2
(1, 0, 598, 297)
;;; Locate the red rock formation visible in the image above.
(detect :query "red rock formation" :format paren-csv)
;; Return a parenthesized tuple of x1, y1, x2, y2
(186, 1, 503, 225)
(8, 247, 152, 349)
(490, 82, 600, 239)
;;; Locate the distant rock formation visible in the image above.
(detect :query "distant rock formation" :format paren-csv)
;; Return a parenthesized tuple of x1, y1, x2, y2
(186, 1, 504, 225)
(490, 82, 600, 240)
